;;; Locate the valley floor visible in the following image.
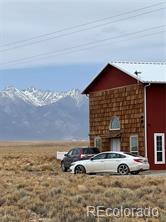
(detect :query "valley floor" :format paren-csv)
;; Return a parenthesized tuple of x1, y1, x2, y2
(0, 141, 165, 222)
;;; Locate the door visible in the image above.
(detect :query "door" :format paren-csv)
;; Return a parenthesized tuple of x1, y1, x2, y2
(72, 148, 80, 162)
(104, 153, 126, 172)
(65, 148, 79, 168)
(64, 149, 74, 168)
(86, 153, 107, 172)
(110, 138, 121, 151)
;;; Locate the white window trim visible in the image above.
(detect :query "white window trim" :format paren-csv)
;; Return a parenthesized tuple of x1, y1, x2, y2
(109, 127, 121, 131)
(130, 135, 138, 154)
(94, 136, 102, 150)
(109, 128, 120, 131)
(154, 133, 165, 164)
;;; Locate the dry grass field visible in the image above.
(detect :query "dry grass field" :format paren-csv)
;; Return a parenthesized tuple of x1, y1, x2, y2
(0, 141, 165, 222)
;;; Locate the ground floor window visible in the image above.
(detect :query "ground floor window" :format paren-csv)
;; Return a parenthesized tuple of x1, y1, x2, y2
(130, 135, 138, 155)
(94, 136, 102, 150)
(154, 133, 165, 164)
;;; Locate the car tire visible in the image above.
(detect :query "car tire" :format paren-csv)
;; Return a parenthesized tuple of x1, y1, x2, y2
(118, 164, 129, 175)
(130, 171, 140, 175)
(74, 165, 86, 174)
(61, 161, 67, 172)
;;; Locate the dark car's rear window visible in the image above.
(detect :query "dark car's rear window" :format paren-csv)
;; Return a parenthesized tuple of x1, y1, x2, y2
(83, 148, 100, 154)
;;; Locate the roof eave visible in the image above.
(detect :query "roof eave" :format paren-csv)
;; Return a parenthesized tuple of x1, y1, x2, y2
(110, 63, 143, 83)
(82, 63, 166, 94)
(143, 81, 166, 84)
(82, 63, 110, 94)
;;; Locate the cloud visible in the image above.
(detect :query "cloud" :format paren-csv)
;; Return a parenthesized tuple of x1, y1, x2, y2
(0, 0, 165, 69)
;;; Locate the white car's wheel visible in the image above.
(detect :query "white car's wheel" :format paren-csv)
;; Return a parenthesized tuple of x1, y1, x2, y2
(75, 165, 86, 174)
(118, 164, 129, 175)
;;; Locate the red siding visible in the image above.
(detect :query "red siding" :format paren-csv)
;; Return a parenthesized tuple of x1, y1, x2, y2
(84, 65, 137, 93)
(146, 84, 166, 170)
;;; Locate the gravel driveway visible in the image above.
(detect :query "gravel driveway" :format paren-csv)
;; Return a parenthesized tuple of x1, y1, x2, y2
(141, 170, 166, 176)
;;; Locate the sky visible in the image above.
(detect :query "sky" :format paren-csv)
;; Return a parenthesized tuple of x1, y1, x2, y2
(0, 0, 165, 91)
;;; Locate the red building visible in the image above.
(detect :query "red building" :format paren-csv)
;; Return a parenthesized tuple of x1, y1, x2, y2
(83, 62, 166, 170)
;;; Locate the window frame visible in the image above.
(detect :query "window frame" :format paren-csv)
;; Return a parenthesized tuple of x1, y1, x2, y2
(72, 148, 80, 155)
(106, 153, 126, 159)
(130, 135, 138, 155)
(94, 136, 102, 150)
(109, 116, 120, 131)
(67, 149, 74, 156)
(154, 133, 165, 164)
(92, 153, 107, 160)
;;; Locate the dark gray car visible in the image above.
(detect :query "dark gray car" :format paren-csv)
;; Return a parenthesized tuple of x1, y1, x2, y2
(61, 147, 100, 172)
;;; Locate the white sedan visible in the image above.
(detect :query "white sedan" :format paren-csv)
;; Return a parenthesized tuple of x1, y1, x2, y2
(69, 151, 149, 175)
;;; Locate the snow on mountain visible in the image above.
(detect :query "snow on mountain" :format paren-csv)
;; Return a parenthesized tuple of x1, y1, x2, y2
(0, 86, 85, 107)
(1, 86, 32, 103)
(0, 86, 88, 140)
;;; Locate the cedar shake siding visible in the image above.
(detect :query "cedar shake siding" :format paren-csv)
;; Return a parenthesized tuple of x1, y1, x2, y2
(89, 84, 145, 155)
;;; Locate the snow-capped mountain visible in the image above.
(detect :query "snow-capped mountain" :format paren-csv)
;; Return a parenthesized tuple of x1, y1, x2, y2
(1, 86, 84, 107)
(0, 87, 88, 140)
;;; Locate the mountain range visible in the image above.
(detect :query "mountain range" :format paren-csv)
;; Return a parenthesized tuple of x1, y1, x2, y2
(0, 87, 89, 140)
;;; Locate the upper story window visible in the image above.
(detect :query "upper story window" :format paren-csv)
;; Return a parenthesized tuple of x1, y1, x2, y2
(109, 116, 120, 130)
